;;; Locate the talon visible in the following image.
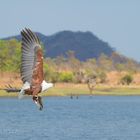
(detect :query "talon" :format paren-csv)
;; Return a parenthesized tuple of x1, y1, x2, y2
(33, 96, 43, 110)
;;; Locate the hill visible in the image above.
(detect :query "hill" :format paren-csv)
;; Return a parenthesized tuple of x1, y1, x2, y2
(2, 30, 114, 61)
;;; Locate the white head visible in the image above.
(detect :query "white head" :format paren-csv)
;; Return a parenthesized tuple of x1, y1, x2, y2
(41, 80, 53, 92)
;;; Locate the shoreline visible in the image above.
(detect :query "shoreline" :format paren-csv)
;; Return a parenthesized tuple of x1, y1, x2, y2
(1, 83, 140, 97)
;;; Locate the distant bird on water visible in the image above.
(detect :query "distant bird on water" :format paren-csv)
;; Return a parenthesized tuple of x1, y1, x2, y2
(19, 28, 53, 110)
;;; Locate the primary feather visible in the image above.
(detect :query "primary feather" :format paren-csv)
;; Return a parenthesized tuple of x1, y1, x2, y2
(21, 28, 43, 85)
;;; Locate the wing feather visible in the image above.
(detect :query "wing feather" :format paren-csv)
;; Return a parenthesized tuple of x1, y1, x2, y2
(27, 28, 40, 43)
(21, 28, 44, 85)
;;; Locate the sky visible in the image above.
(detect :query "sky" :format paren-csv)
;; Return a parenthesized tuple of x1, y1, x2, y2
(0, 0, 140, 61)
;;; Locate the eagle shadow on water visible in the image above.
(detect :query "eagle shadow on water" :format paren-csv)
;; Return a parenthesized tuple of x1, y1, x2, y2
(1, 28, 53, 110)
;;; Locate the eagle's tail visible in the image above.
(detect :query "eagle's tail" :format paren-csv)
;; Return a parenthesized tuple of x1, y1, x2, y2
(18, 81, 30, 99)
(18, 89, 25, 99)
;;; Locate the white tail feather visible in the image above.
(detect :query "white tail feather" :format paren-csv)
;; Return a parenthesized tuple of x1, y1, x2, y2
(18, 81, 30, 99)
(18, 89, 25, 99)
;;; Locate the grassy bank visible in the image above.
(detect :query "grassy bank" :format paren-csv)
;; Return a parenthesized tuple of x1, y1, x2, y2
(1, 83, 140, 97)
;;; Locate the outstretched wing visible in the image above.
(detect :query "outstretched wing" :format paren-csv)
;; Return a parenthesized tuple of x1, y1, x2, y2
(21, 28, 44, 86)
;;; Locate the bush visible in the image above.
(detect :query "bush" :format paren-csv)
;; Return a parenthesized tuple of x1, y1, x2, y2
(98, 71, 106, 83)
(51, 72, 59, 83)
(59, 72, 74, 82)
(120, 74, 133, 85)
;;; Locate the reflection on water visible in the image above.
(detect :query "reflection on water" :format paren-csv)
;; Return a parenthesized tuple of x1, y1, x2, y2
(0, 96, 140, 140)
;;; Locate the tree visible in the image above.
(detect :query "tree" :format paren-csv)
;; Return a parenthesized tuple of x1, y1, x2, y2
(51, 72, 59, 86)
(0, 39, 21, 72)
(86, 73, 97, 95)
(97, 71, 107, 83)
(59, 72, 74, 82)
(120, 74, 133, 85)
(97, 53, 113, 71)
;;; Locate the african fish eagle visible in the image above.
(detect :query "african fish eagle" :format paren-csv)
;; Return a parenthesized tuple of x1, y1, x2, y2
(19, 28, 53, 110)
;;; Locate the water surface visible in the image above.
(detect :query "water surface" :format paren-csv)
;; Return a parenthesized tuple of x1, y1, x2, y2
(0, 96, 140, 140)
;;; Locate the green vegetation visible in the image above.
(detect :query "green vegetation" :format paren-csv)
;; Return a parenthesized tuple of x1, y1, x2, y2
(59, 72, 74, 82)
(120, 74, 133, 85)
(0, 39, 140, 97)
(0, 39, 21, 72)
(0, 39, 139, 74)
(1, 84, 140, 97)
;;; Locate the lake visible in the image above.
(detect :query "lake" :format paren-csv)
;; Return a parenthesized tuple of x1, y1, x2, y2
(0, 96, 140, 140)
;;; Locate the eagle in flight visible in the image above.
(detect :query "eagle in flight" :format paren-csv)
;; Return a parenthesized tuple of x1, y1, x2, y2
(19, 28, 53, 110)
